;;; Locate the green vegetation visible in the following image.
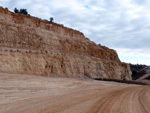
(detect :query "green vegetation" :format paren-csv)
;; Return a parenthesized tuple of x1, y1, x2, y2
(14, 8, 28, 15)
(50, 17, 54, 22)
(13, 7, 54, 22)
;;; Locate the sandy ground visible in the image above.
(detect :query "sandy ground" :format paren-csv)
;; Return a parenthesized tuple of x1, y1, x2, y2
(0, 73, 150, 113)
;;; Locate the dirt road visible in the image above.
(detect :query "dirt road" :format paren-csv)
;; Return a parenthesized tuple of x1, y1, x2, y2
(0, 73, 150, 113)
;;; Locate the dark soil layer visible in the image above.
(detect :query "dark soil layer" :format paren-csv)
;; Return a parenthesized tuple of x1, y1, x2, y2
(94, 78, 149, 85)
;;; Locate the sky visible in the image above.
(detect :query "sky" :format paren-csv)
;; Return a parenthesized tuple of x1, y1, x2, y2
(0, 0, 150, 65)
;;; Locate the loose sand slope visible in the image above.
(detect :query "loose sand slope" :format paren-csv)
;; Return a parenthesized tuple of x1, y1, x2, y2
(0, 73, 149, 113)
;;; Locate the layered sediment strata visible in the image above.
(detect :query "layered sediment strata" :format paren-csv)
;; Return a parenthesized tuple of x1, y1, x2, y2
(0, 7, 131, 80)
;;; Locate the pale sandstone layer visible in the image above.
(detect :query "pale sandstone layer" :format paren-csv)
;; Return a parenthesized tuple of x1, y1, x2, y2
(0, 7, 131, 80)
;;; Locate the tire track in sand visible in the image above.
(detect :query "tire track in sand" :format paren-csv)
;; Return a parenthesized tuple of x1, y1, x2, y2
(87, 86, 150, 113)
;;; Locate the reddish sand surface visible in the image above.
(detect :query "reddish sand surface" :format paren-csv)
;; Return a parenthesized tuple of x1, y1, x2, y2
(0, 73, 150, 113)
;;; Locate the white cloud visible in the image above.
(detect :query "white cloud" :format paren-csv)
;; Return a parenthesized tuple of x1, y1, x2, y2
(0, 0, 10, 8)
(116, 48, 150, 65)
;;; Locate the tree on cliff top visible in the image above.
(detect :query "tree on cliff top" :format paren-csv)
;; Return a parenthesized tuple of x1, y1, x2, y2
(14, 8, 28, 15)
(14, 8, 19, 13)
(50, 17, 54, 22)
(19, 9, 28, 15)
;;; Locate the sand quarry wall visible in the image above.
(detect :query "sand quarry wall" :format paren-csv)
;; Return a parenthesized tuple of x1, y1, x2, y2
(0, 7, 131, 80)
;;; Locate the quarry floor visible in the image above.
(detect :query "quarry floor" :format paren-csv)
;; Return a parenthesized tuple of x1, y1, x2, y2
(0, 73, 150, 113)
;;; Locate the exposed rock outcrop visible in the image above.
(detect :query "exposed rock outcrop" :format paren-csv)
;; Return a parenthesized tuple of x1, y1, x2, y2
(0, 7, 132, 80)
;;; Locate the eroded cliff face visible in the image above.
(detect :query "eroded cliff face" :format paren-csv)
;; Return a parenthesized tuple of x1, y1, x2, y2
(0, 7, 132, 80)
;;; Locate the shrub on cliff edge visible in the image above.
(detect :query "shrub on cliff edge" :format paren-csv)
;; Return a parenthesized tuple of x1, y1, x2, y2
(50, 17, 54, 22)
(14, 8, 19, 13)
(14, 8, 28, 15)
